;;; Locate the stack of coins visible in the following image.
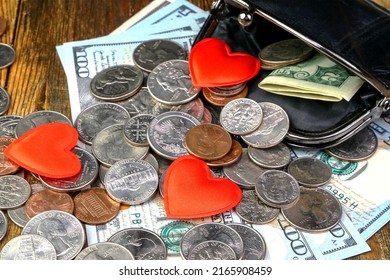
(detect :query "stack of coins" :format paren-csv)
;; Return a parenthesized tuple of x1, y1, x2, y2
(202, 83, 249, 107)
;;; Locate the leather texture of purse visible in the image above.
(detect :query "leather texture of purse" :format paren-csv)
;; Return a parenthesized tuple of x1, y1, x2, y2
(194, 0, 390, 148)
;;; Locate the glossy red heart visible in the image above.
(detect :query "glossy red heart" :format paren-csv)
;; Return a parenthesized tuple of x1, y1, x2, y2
(189, 38, 261, 87)
(4, 123, 81, 178)
(164, 155, 242, 219)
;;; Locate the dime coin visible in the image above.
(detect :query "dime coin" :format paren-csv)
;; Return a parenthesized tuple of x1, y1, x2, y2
(108, 227, 167, 260)
(223, 148, 267, 189)
(259, 39, 314, 67)
(147, 111, 200, 160)
(241, 102, 289, 148)
(0, 17, 6, 36)
(0, 137, 20, 175)
(0, 234, 57, 260)
(90, 64, 143, 101)
(147, 59, 200, 105)
(75, 241, 135, 260)
(7, 206, 29, 228)
(287, 157, 333, 188)
(123, 114, 155, 146)
(281, 187, 342, 232)
(75, 102, 130, 145)
(24, 189, 74, 218)
(185, 123, 232, 161)
(133, 39, 187, 73)
(0, 43, 16, 69)
(22, 210, 86, 260)
(220, 98, 263, 135)
(14, 110, 72, 138)
(326, 126, 378, 161)
(104, 158, 158, 205)
(227, 223, 267, 260)
(248, 142, 291, 169)
(39, 147, 99, 192)
(206, 139, 242, 167)
(0, 175, 31, 210)
(92, 124, 149, 167)
(0, 210, 7, 241)
(73, 188, 120, 225)
(0, 119, 19, 138)
(255, 170, 300, 208)
(188, 240, 236, 260)
(235, 190, 280, 224)
(180, 222, 244, 260)
(202, 85, 249, 107)
(0, 88, 10, 115)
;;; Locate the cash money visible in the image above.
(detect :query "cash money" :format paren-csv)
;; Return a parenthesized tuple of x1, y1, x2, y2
(258, 53, 364, 102)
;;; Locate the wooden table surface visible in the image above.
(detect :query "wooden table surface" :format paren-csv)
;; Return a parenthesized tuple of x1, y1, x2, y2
(0, 0, 389, 260)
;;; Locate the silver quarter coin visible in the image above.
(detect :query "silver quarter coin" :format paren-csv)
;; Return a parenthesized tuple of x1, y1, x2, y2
(75, 102, 130, 145)
(0, 88, 10, 115)
(241, 102, 289, 148)
(92, 124, 149, 167)
(0, 175, 31, 210)
(255, 170, 300, 208)
(287, 157, 333, 188)
(0, 234, 57, 260)
(0, 43, 16, 69)
(188, 240, 236, 260)
(220, 98, 263, 135)
(147, 111, 200, 160)
(7, 205, 29, 228)
(326, 126, 378, 161)
(117, 87, 159, 116)
(0, 119, 19, 138)
(133, 39, 187, 73)
(235, 190, 280, 224)
(147, 59, 200, 105)
(180, 222, 244, 260)
(227, 223, 267, 260)
(21, 210, 86, 260)
(151, 97, 205, 121)
(90, 64, 143, 101)
(39, 147, 99, 192)
(14, 110, 72, 138)
(248, 142, 291, 169)
(281, 187, 343, 232)
(108, 227, 167, 260)
(123, 114, 155, 146)
(0, 115, 22, 125)
(74, 241, 135, 260)
(0, 210, 7, 241)
(222, 148, 267, 189)
(104, 158, 158, 205)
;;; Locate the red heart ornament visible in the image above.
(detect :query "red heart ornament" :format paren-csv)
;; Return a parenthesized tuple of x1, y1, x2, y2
(4, 123, 81, 178)
(189, 38, 261, 87)
(164, 155, 242, 219)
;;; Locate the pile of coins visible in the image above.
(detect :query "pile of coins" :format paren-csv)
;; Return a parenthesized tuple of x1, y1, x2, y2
(0, 37, 379, 260)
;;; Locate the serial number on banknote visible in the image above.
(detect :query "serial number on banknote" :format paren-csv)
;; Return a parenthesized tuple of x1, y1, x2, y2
(212, 266, 272, 276)
(326, 185, 359, 209)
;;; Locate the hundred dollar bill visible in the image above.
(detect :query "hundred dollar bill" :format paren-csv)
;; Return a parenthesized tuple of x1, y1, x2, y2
(85, 191, 369, 260)
(292, 118, 390, 240)
(57, 31, 198, 122)
(258, 53, 365, 102)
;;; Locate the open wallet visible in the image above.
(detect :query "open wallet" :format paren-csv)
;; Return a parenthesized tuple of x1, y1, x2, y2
(193, 0, 390, 149)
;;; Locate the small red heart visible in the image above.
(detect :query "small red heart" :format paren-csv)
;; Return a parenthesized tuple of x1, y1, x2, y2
(189, 38, 261, 87)
(164, 155, 242, 219)
(4, 123, 81, 178)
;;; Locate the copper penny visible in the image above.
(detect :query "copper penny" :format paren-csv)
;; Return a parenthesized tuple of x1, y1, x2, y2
(202, 85, 248, 107)
(206, 139, 243, 167)
(73, 188, 120, 225)
(0, 137, 20, 175)
(0, 17, 6, 36)
(25, 189, 74, 219)
(185, 123, 232, 161)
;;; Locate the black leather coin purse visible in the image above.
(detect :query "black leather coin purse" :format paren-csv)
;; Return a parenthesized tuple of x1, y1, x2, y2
(194, 0, 390, 149)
